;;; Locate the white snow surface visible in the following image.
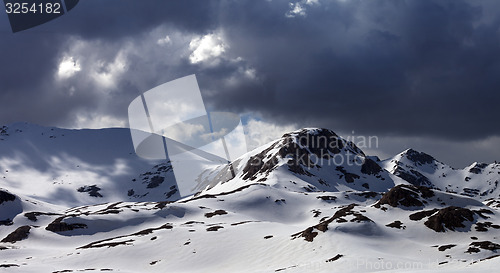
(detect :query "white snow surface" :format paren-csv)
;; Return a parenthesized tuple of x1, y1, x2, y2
(0, 124, 498, 272)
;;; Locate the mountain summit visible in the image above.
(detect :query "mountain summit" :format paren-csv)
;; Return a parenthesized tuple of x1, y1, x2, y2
(197, 128, 396, 196)
(382, 148, 500, 199)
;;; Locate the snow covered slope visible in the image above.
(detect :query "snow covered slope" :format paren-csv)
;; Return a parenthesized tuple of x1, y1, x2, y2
(382, 149, 500, 199)
(0, 124, 499, 272)
(0, 123, 179, 207)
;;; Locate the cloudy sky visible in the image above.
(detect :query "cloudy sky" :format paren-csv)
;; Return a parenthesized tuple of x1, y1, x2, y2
(1, 0, 499, 167)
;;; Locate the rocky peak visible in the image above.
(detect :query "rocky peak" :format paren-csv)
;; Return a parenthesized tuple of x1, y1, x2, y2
(468, 162, 489, 174)
(403, 149, 435, 166)
(374, 184, 434, 209)
(0, 190, 16, 204)
(241, 128, 366, 180)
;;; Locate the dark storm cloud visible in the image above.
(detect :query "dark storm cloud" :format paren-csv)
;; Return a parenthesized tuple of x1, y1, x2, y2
(203, 0, 500, 141)
(0, 32, 95, 125)
(0, 0, 216, 126)
(47, 0, 218, 39)
(1, 0, 500, 145)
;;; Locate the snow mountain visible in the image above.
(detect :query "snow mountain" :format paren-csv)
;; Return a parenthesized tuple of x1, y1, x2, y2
(382, 148, 500, 199)
(1, 124, 499, 272)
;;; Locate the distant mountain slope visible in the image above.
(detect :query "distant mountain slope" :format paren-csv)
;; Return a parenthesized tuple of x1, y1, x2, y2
(0, 123, 179, 207)
(2, 124, 498, 205)
(382, 149, 500, 199)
